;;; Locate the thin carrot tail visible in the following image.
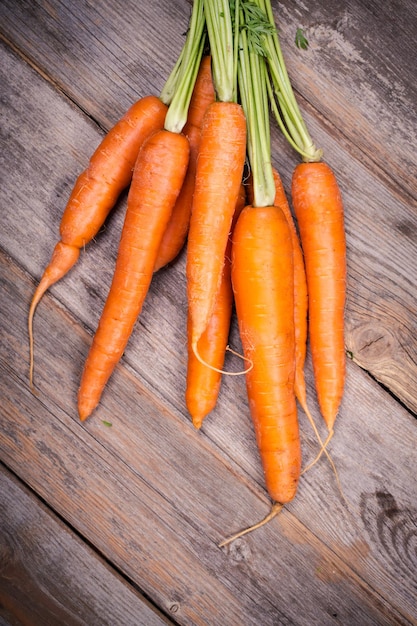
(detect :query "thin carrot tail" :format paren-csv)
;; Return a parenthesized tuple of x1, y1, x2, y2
(296, 374, 347, 504)
(219, 503, 284, 548)
(28, 241, 79, 389)
(296, 375, 333, 471)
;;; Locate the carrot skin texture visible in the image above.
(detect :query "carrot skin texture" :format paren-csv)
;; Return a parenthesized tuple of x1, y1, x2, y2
(186, 101, 247, 350)
(155, 56, 215, 271)
(77, 130, 190, 420)
(231, 205, 301, 504)
(291, 161, 346, 431)
(186, 184, 246, 428)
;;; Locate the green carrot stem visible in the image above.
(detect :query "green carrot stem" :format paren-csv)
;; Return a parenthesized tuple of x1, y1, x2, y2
(164, 0, 206, 133)
(204, 0, 237, 102)
(256, 0, 322, 161)
(237, 9, 275, 206)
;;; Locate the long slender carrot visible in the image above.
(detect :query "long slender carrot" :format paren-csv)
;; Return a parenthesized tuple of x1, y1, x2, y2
(231, 204, 300, 503)
(271, 168, 308, 411)
(291, 161, 346, 433)
(186, 101, 247, 359)
(245, 167, 308, 404)
(28, 95, 167, 386)
(154, 55, 215, 272)
(186, 183, 246, 428)
(185, 0, 247, 363)
(77, 130, 190, 420)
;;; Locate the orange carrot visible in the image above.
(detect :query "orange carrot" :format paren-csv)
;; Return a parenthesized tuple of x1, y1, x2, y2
(154, 56, 215, 271)
(291, 161, 346, 433)
(28, 95, 167, 386)
(271, 168, 309, 412)
(186, 183, 246, 428)
(78, 130, 190, 420)
(186, 101, 247, 360)
(231, 203, 300, 504)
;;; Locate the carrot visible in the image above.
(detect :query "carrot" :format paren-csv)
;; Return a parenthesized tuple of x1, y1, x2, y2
(77, 129, 190, 420)
(231, 203, 300, 503)
(218, 11, 302, 547)
(78, 0, 206, 420)
(154, 55, 215, 271)
(245, 167, 309, 405)
(28, 95, 167, 386)
(291, 161, 346, 433)
(253, 0, 348, 458)
(185, 0, 247, 362)
(271, 169, 309, 408)
(186, 101, 247, 358)
(186, 183, 246, 428)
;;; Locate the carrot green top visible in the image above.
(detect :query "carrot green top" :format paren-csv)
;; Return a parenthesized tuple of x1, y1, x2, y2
(257, 0, 322, 162)
(236, 2, 275, 207)
(161, 0, 206, 133)
(203, 0, 237, 103)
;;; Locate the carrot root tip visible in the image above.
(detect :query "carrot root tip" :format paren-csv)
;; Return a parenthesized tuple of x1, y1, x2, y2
(218, 502, 283, 548)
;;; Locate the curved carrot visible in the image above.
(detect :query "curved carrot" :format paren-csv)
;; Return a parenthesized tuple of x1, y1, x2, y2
(186, 101, 247, 359)
(28, 95, 167, 386)
(186, 184, 246, 428)
(154, 56, 215, 271)
(291, 161, 346, 433)
(231, 204, 300, 504)
(78, 130, 190, 420)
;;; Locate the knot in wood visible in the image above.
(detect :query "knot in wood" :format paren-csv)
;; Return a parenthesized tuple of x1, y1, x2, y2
(348, 323, 395, 367)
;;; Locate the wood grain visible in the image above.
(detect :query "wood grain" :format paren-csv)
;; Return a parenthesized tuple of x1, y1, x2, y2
(0, 0, 416, 624)
(0, 465, 171, 626)
(1, 241, 416, 624)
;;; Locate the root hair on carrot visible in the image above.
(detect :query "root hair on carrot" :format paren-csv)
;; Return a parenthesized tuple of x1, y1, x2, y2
(191, 340, 253, 376)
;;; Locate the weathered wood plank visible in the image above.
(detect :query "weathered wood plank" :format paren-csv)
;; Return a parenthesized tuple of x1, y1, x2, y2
(1, 245, 416, 625)
(273, 0, 417, 196)
(0, 465, 172, 626)
(0, 0, 417, 624)
(0, 0, 416, 416)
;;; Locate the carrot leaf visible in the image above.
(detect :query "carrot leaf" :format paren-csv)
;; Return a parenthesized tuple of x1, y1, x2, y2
(295, 28, 309, 50)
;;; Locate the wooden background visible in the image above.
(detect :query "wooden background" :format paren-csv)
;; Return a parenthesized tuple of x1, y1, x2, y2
(1, 0, 416, 624)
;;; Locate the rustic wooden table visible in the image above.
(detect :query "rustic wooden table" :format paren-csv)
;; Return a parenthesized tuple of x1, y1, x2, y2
(1, 1, 416, 625)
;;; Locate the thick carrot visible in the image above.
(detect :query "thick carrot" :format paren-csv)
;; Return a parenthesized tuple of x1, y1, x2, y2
(77, 130, 190, 420)
(291, 161, 346, 433)
(186, 183, 246, 428)
(154, 56, 215, 271)
(186, 101, 247, 358)
(28, 95, 167, 386)
(245, 167, 308, 403)
(231, 203, 300, 504)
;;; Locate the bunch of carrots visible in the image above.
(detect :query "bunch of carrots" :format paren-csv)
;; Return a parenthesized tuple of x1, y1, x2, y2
(28, 0, 346, 540)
